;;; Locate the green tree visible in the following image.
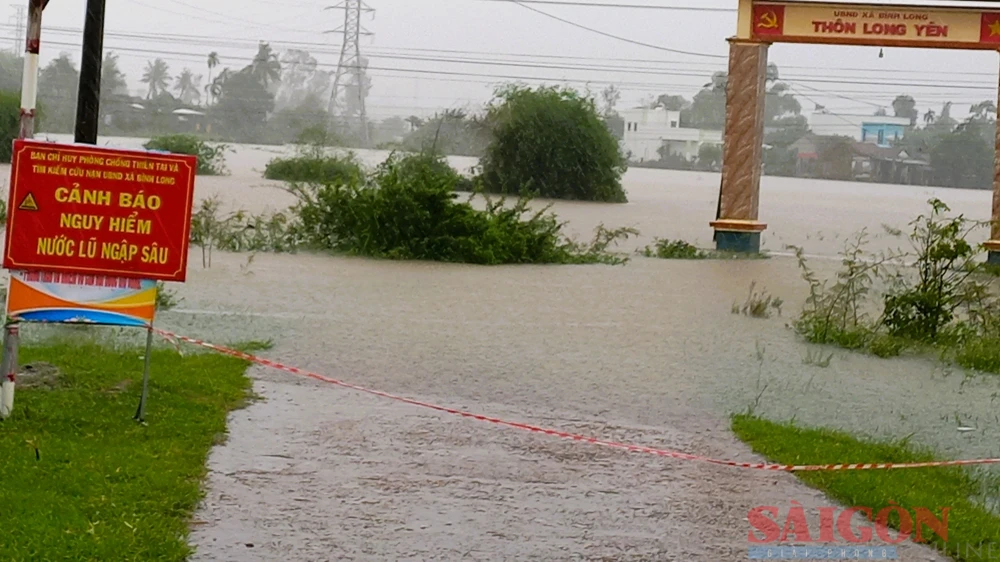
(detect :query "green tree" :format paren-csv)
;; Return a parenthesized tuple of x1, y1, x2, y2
(174, 68, 202, 106)
(930, 119, 992, 189)
(686, 88, 726, 130)
(141, 59, 171, 99)
(653, 94, 688, 111)
(374, 115, 407, 144)
(970, 100, 997, 122)
(763, 114, 809, 177)
(206, 52, 220, 105)
(405, 115, 424, 131)
(935, 101, 957, 131)
(765, 82, 801, 124)
(268, 93, 330, 144)
(600, 84, 620, 117)
(696, 143, 723, 171)
(402, 108, 490, 157)
(100, 52, 128, 99)
(210, 69, 275, 142)
(250, 42, 281, 88)
(38, 53, 80, 132)
(892, 95, 918, 126)
(0, 91, 25, 162)
(0, 51, 23, 92)
(479, 84, 628, 203)
(98, 52, 129, 129)
(684, 65, 797, 131)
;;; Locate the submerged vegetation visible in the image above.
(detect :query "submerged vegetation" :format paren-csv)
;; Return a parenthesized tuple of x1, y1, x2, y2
(143, 134, 229, 176)
(732, 281, 783, 319)
(791, 198, 1000, 373)
(478, 85, 629, 203)
(191, 150, 640, 267)
(286, 151, 635, 264)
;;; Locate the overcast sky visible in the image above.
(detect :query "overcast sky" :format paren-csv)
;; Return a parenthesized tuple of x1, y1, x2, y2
(3, 0, 1000, 129)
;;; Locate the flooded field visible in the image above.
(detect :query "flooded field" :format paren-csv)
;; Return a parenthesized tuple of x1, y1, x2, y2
(11, 134, 998, 560)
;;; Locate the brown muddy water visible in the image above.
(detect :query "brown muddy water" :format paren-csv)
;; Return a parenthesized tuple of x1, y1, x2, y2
(10, 134, 1000, 560)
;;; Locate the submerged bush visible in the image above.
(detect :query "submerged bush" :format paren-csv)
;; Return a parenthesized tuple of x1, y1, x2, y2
(478, 84, 628, 203)
(143, 134, 228, 175)
(188, 196, 295, 268)
(791, 198, 1000, 368)
(642, 239, 706, 259)
(263, 151, 365, 184)
(288, 151, 632, 264)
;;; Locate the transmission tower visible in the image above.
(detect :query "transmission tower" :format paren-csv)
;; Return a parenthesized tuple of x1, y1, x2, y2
(326, 0, 373, 145)
(9, 4, 25, 54)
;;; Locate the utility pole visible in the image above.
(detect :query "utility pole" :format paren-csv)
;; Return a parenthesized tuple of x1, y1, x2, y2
(2, 0, 46, 420)
(9, 4, 25, 54)
(74, 0, 106, 144)
(326, 0, 372, 146)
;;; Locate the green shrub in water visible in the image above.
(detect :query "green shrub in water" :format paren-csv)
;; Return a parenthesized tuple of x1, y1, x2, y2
(143, 134, 229, 175)
(642, 239, 707, 259)
(263, 151, 366, 184)
(288, 151, 631, 264)
(478, 84, 628, 203)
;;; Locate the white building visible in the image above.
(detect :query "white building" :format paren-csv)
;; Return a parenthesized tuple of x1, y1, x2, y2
(808, 112, 911, 147)
(620, 107, 723, 162)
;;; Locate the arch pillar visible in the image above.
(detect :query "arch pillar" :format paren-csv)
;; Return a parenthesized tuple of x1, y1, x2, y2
(711, 39, 769, 253)
(985, 54, 1000, 264)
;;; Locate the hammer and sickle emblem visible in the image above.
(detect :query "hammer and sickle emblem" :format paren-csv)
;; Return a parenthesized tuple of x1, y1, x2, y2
(757, 11, 779, 29)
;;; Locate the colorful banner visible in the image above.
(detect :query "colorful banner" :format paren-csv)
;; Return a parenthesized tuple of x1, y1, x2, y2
(5, 270, 157, 327)
(750, 1, 1000, 49)
(3, 140, 197, 282)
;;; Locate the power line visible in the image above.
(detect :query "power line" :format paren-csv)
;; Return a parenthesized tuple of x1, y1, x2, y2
(504, 0, 727, 58)
(130, 0, 327, 36)
(470, 0, 734, 10)
(18, 35, 1000, 105)
(8, 22, 1000, 83)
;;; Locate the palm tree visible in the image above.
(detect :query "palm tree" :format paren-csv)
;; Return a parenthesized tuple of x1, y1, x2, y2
(923, 109, 936, 126)
(704, 71, 727, 93)
(206, 51, 220, 104)
(208, 68, 232, 100)
(970, 100, 997, 121)
(405, 115, 423, 131)
(141, 58, 171, 99)
(249, 42, 281, 88)
(100, 52, 128, 99)
(175, 68, 202, 105)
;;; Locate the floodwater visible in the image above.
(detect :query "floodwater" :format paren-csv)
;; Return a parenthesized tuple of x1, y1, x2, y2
(13, 134, 1000, 560)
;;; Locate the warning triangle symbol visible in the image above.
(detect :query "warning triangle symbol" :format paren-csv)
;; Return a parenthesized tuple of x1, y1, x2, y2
(18, 193, 38, 211)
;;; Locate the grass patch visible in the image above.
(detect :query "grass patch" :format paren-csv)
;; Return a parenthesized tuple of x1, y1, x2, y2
(0, 342, 252, 560)
(143, 134, 229, 176)
(954, 336, 1000, 374)
(732, 414, 1000, 561)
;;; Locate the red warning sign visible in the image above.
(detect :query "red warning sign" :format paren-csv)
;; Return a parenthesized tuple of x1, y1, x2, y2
(3, 140, 197, 282)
